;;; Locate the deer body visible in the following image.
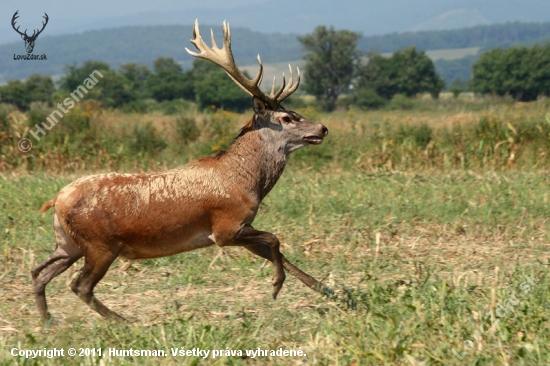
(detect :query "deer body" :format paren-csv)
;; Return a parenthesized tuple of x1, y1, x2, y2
(32, 21, 329, 321)
(47, 120, 289, 260)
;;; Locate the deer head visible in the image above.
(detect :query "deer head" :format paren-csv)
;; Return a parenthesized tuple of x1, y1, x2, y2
(12, 11, 49, 53)
(185, 20, 328, 155)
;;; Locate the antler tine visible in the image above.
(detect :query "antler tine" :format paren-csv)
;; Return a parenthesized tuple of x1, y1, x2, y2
(11, 11, 26, 36)
(185, 20, 264, 99)
(271, 76, 276, 95)
(223, 21, 231, 49)
(270, 73, 286, 100)
(278, 66, 301, 103)
(210, 29, 218, 50)
(256, 55, 264, 87)
(186, 20, 301, 109)
(33, 12, 49, 38)
(41, 13, 49, 28)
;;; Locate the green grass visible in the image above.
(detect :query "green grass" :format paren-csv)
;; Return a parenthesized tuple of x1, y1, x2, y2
(1, 167, 549, 365)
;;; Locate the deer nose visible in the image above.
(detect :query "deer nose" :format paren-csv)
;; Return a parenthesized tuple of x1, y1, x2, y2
(320, 125, 329, 137)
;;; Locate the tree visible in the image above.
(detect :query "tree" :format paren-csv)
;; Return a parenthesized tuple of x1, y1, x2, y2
(0, 80, 27, 110)
(120, 63, 152, 99)
(97, 70, 137, 108)
(148, 57, 194, 102)
(471, 45, 550, 101)
(358, 47, 444, 102)
(0, 74, 54, 110)
(61, 61, 111, 92)
(299, 26, 361, 111)
(59, 61, 138, 108)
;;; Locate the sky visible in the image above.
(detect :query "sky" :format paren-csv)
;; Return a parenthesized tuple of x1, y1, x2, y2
(2, 0, 550, 45)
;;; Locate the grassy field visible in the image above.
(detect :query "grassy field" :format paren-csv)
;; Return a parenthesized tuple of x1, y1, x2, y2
(1, 99, 550, 364)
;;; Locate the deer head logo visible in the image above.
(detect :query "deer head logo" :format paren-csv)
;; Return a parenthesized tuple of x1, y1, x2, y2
(12, 11, 49, 54)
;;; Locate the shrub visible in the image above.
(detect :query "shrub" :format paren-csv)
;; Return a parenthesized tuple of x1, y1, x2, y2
(387, 94, 414, 110)
(351, 88, 387, 110)
(174, 114, 200, 144)
(26, 102, 51, 128)
(129, 121, 167, 155)
(451, 86, 462, 98)
(396, 123, 433, 148)
(0, 103, 15, 132)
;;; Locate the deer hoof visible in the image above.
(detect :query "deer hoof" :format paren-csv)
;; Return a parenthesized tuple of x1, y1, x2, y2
(272, 281, 283, 299)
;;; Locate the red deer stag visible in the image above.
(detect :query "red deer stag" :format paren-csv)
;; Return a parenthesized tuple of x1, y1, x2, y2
(31, 20, 329, 321)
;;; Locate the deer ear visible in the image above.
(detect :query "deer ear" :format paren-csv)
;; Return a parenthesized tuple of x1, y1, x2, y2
(253, 97, 267, 116)
(20, 34, 25, 40)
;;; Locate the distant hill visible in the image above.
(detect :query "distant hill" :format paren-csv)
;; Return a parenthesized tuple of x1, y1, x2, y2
(359, 21, 550, 53)
(2, 21, 550, 84)
(4, 0, 550, 44)
(0, 25, 301, 82)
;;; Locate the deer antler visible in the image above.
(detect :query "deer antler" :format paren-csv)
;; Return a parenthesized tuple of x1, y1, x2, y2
(11, 11, 49, 40)
(29, 13, 49, 40)
(185, 20, 300, 110)
(11, 11, 27, 37)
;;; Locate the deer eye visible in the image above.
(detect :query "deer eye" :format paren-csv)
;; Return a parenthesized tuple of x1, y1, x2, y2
(281, 115, 292, 123)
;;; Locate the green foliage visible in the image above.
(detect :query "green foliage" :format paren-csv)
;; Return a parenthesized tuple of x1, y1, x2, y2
(97, 70, 138, 108)
(24, 75, 55, 106)
(386, 94, 415, 110)
(26, 102, 51, 127)
(148, 57, 194, 102)
(119, 62, 152, 99)
(59, 61, 139, 108)
(173, 114, 200, 144)
(451, 86, 462, 98)
(61, 61, 111, 92)
(0, 74, 54, 111)
(150, 99, 193, 115)
(356, 47, 444, 105)
(350, 87, 387, 109)
(299, 26, 362, 111)
(128, 121, 168, 156)
(397, 123, 433, 148)
(0, 103, 14, 132)
(472, 44, 550, 101)
(449, 79, 468, 97)
(0, 80, 26, 110)
(191, 59, 251, 112)
(281, 95, 308, 110)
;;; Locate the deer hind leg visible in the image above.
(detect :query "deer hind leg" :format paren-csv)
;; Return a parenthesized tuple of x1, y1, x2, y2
(31, 212, 84, 321)
(70, 248, 125, 321)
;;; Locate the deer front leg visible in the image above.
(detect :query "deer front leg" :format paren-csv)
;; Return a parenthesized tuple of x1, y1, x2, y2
(223, 225, 331, 298)
(225, 225, 285, 299)
(245, 244, 331, 295)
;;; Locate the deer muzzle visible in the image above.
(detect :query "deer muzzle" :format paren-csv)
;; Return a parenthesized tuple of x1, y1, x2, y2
(303, 125, 328, 145)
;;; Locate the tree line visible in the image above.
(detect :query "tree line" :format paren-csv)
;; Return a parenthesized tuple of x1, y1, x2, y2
(1, 26, 550, 113)
(0, 58, 251, 112)
(301, 26, 550, 109)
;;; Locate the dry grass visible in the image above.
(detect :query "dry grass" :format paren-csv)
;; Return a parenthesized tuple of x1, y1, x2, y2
(2, 100, 550, 364)
(1, 168, 549, 364)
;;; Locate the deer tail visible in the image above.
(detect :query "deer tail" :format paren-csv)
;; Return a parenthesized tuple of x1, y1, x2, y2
(38, 196, 57, 214)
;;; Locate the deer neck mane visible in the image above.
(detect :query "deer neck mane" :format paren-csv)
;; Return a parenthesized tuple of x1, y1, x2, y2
(225, 117, 287, 200)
